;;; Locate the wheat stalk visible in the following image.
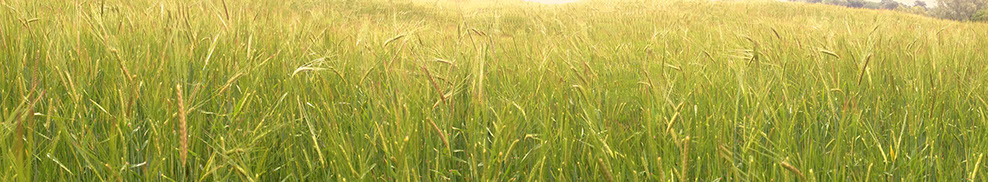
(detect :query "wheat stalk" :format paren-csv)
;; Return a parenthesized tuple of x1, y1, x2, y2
(177, 84, 188, 166)
(427, 118, 449, 153)
(780, 161, 805, 180)
(597, 158, 615, 182)
(857, 54, 873, 86)
(820, 49, 840, 59)
(681, 136, 690, 182)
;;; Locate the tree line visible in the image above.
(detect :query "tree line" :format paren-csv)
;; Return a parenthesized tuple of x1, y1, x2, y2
(794, 0, 988, 22)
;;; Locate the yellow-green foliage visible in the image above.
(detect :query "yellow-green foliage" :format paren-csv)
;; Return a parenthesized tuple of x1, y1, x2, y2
(976, 8, 988, 21)
(2, 0, 987, 181)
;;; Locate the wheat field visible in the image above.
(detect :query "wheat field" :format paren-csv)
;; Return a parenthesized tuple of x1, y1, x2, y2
(2, 0, 988, 181)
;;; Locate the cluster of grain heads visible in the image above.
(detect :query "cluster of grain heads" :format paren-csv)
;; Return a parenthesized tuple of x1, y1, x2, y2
(1, 0, 987, 181)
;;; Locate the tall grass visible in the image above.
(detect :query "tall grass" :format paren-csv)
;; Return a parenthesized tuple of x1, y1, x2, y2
(1, 0, 987, 181)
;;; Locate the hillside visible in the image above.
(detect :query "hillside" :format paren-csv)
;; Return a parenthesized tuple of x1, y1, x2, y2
(2, 0, 987, 181)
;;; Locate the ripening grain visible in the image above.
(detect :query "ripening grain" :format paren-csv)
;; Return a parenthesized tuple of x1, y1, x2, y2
(1, 0, 987, 181)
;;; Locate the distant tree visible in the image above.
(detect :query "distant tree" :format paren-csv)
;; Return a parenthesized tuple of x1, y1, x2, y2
(898, 4, 930, 15)
(847, 0, 867, 8)
(864, 2, 882, 9)
(975, 8, 988, 21)
(933, 0, 988, 20)
(880, 0, 903, 9)
(823, 0, 849, 6)
(822, 0, 869, 8)
(914, 0, 927, 8)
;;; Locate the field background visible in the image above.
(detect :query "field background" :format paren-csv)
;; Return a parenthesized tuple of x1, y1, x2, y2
(2, 0, 987, 181)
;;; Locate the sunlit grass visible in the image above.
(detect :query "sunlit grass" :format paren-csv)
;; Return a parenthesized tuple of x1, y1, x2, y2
(2, 0, 987, 181)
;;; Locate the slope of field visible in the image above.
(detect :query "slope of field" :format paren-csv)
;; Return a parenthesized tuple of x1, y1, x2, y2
(2, 0, 987, 181)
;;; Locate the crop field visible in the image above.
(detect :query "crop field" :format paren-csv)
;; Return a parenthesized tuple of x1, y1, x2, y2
(2, 0, 988, 181)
